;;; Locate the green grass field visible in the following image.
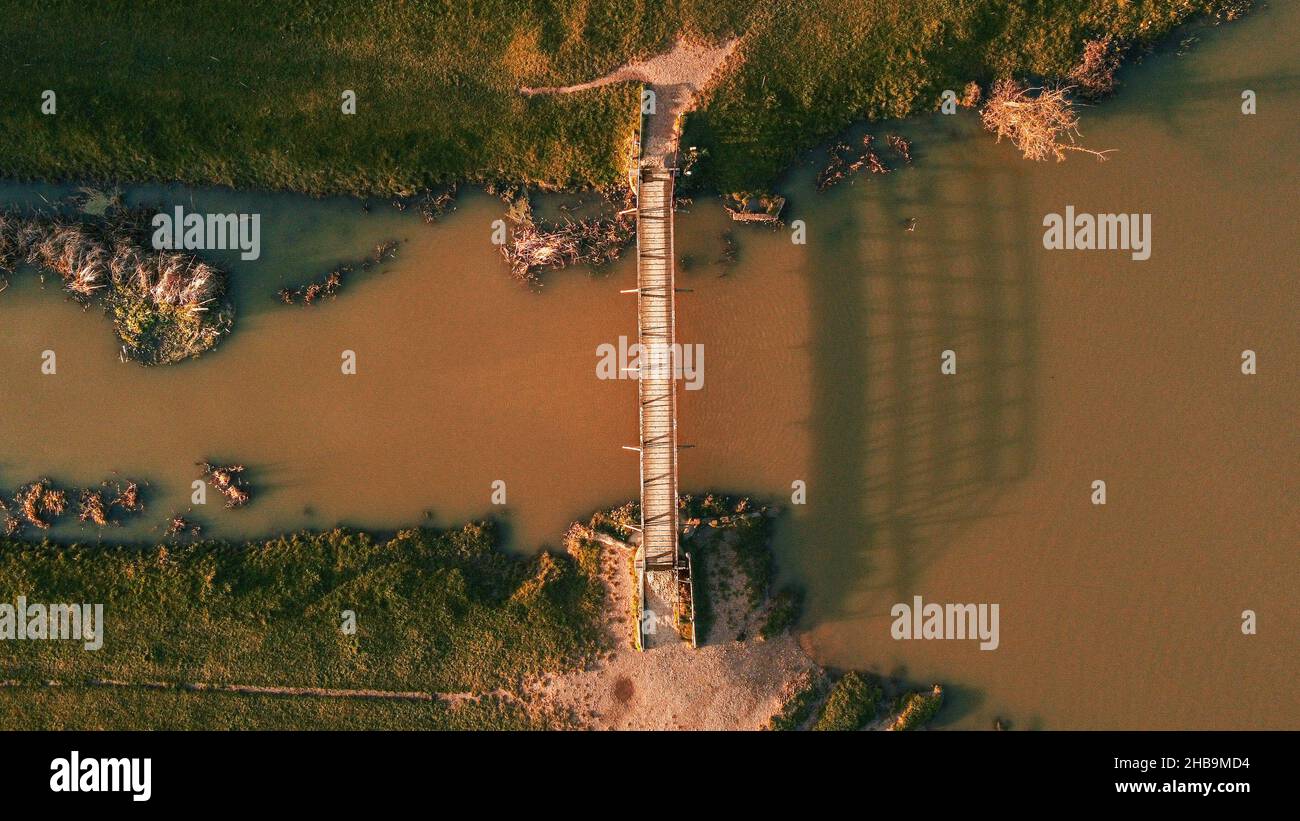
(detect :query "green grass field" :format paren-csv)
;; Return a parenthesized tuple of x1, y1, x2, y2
(0, 1, 1233, 196)
(0, 688, 548, 730)
(0, 523, 604, 729)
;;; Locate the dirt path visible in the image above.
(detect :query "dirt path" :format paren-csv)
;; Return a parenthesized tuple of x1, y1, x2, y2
(534, 532, 820, 730)
(521, 37, 740, 168)
(0, 678, 518, 706)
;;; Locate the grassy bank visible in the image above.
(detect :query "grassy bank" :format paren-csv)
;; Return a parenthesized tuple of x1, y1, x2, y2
(0, 522, 605, 728)
(0, 2, 1239, 196)
(0, 687, 548, 731)
(686, 0, 1244, 190)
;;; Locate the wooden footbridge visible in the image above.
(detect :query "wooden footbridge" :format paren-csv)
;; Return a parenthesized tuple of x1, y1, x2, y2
(521, 45, 737, 651)
(625, 97, 695, 650)
(632, 165, 680, 573)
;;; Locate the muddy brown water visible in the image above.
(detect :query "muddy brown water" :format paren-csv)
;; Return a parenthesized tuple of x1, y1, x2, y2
(1, 6, 1295, 728)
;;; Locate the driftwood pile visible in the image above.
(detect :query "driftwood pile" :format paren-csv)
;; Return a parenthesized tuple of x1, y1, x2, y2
(505, 214, 635, 284)
(277, 240, 400, 305)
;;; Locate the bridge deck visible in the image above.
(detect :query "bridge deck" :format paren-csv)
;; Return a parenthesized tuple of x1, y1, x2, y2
(635, 166, 679, 572)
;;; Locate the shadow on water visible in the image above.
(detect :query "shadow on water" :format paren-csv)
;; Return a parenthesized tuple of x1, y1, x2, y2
(779, 116, 1039, 623)
(928, 682, 986, 728)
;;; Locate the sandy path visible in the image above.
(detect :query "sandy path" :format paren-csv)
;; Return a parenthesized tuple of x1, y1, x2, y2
(521, 38, 740, 168)
(535, 533, 819, 730)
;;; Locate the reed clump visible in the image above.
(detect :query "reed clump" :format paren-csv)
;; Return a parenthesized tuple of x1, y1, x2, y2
(12, 480, 67, 530)
(0, 476, 144, 534)
(199, 461, 251, 508)
(417, 186, 458, 224)
(78, 490, 111, 527)
(1069, 35, 1123, 100)
(0, 209, 234, 364)
(165, 513, 202, 538)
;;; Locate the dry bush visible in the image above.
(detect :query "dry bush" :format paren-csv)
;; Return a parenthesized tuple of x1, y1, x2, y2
(78, 490, 111, 527)
(16, 481, 64, 529)
(981, 79, 1113, 162)
(1069, 35, 1123, 99)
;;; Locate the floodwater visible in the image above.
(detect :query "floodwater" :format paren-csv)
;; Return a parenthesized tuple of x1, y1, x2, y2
(1, 6, 1295, 728)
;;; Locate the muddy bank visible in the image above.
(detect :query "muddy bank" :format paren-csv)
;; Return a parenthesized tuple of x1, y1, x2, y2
(540, 498, 947, 731)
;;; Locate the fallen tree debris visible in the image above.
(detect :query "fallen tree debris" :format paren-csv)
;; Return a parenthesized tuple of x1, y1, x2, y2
(981, 79, 1114, 162)
(504, 214, 634, 284)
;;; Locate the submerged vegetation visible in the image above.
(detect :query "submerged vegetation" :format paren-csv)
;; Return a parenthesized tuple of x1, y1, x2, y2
(277, 240, 400, 305)
(0, 2, 1244, 197)
(0, 209, 233, 364)
(815, 133, 911, 192)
